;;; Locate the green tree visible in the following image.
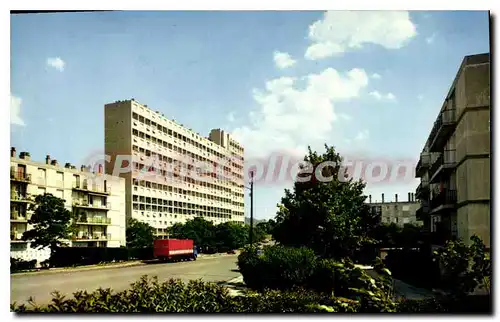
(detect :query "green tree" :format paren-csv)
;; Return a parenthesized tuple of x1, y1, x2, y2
(168, 217, 216, 251)
(22, 193, 75, 254)
(272, 145, 378, 261)
(215, 222, 248, 251)
(126, 218, 155, 248)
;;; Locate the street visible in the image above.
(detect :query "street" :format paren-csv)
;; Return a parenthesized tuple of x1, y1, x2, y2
(11, 255, 240, 306)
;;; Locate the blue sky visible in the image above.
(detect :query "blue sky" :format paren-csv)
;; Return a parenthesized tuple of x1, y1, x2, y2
(11, 11, 490, 220)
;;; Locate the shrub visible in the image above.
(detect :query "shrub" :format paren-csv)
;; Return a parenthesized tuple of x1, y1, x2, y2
(11, 258, 37, 273)
(12, 276, 236, 313)
(237, 245, 319, 291)
(234, 288, 360, 313)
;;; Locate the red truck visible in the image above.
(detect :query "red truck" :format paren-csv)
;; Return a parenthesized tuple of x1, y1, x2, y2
(153, 239, 198, 262)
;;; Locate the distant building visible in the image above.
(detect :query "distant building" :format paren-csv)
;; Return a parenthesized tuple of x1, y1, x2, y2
(104, 99, 245, 238)
(10, 148, 126, 263)
(366, 193, 422, 227)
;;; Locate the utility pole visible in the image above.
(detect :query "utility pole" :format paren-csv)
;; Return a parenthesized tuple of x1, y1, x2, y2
(249, 171, 254, 247)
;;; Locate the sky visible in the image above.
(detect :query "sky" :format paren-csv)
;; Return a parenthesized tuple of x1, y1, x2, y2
(10, 11, 490, 220)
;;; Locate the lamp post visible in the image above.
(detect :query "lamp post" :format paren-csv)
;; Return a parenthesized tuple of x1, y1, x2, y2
(245, 170, 255, 247)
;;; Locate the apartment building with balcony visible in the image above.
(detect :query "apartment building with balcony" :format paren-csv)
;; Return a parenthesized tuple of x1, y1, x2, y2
(415, 53, 490, 247)
(10, 148, 126, 262)
(104, 99, 245, 237)
(367, 193, 422, 227)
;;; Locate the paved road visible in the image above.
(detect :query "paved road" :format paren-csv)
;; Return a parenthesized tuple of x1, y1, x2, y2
(11, 255, 240, 306)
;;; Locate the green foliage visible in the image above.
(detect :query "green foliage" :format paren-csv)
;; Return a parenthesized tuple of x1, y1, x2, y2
(11, 257, 37, 273)
(12, 276, 236, 313)
(272, 145, 379, 261)
(237, 245, 396, 312)
(237, 245, 320, 291)
(434, 235, 491, 297)
(168, 217, 217, 251)
(371, 223, 426, 248)
(22, 193, 74, 251)
(126, 218, 155, 249)
(235, 288, 360, 313)
(214, 222, 248, 251)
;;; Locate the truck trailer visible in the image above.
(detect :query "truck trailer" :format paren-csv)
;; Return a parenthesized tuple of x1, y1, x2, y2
(153, 239, 198, 262)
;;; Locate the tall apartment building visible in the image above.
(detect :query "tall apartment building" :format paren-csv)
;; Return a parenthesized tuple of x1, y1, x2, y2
(104, 99, 245, 237)
(367, 193, 422, 227)
(10, 148, 126, 262)
(415, 53, 490, 247)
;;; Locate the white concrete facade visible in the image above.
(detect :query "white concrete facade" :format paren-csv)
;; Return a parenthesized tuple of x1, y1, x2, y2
(10, 151, 126, 263)
(104, 99, 245, 237)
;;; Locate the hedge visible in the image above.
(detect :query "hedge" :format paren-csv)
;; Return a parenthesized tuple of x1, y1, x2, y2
(49, 247, 154, 268)
(11, 275, 491, 313)
(11, 258, 37, 273)
(10, 276, 361, 313)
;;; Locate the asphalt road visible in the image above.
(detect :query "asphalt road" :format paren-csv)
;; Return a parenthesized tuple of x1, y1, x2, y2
(11, 255, 240, 306)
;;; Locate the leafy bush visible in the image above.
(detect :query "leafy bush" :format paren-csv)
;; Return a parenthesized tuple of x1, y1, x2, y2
(49, 247, 154, 268)
(237, 245, 319, 291)
(434, 235, 491, 297)
(237, 245, 397, 312)
(234, 288, 360, 313)
(12, 276, 236, 313)
(11, 258, 37, 273)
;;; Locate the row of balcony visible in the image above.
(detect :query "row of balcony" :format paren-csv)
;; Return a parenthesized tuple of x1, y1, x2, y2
(75, 217, 112, 225)
(428, 109, 457, 152)
(10, 232, 112, 242)
(73, 181, 111, 195)
(72, 233, 111, 241)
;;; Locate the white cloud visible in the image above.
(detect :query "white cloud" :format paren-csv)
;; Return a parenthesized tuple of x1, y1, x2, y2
(273, 51, 297, 69)
(305, 11, 417, 60)
(339, 113, 352, 121)
(231, 67, 369, 158)
(369, 91, 397, 101)
(227, 112, 235, 123)
(426, 33, 437, 44)
(355, 129, 370, 141)
(371, 73, 382, 80)
(46, 57, 66, 71)
(10, 94, 26, 126)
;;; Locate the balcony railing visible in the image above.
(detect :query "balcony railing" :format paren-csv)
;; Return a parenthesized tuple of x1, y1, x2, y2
(10, 192, 34, 203)
(429, 150, 456, 183)
(72, 233, 111, 241)
(75, 217, 112, 225)
(430, 189, 457, 210)
(415, 152, 431, 177)
(73, 201, 111, 210)
(429, 109, 457, 152)
(10, 170, 31, 183)
(10, 214, 28, 222)
(415, 205, 429, 221)
(73, 181, 111, 195)
(415, 179, 429, 199)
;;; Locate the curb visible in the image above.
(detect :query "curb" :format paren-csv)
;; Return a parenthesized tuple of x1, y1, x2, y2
(11, 261, 145, 277)
(11, 253, 239, 277)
